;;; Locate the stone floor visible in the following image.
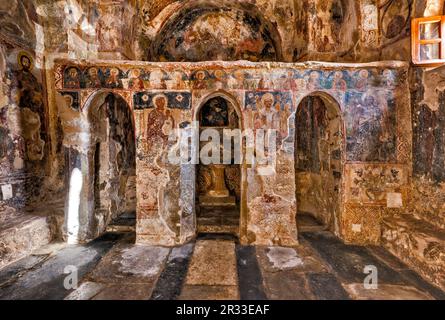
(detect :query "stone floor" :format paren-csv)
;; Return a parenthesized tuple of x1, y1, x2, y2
(0, 231, 444, 300)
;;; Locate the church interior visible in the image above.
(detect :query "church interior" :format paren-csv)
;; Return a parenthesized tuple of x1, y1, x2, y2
(0, 0, 444, 300)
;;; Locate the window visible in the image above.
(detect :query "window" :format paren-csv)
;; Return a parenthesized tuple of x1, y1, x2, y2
(412, 15, 445, 65)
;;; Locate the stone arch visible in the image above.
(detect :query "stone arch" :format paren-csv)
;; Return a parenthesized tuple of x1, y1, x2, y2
(65, 90, 136, 243)
(294, 91, 345, 236)
(82, 89, 132, 113)
(193, 90, 243, 127)
(148, 1, 283, 62)
(82, 89, 136, 148)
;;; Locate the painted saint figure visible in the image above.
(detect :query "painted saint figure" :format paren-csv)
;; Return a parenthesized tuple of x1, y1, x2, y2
(306, 71, 321, 91)
(12, 52, 46, 161)
(193, 71, 208, 90)
(128, 69, 144, 90)
(200, 97, 229, 127)
(84, 67, 102, 88)
(256, 93, 279, 130)
(105, 68, 122, 88)
(65, 67, 81, 89)
(145, 94, 169, 147)
(149, 70, 167, 89)
(355, 70, 369, 91)
(331, 71, 347, 91)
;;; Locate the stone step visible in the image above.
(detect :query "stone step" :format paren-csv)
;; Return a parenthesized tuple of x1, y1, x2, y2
(197, 223, 239, 235)
(297, 213, 328, 233)
(197, 205, 240, 235)
(106, 211, 136, 233)
(105, 225, 136, 233)
(0, 214, 52, 269)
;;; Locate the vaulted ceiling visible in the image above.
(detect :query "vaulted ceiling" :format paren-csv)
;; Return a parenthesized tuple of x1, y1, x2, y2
(0, 0, 443, 62)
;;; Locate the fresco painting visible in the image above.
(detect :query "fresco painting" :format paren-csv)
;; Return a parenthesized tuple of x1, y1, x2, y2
(295, 95, 329, 173)
(2, 0, 445, 298)
(344, 90, 397, 162)
(151, 8, 278, 62)
(9, 52, 46, 162)
(59, 91, 80, 111)
(61, 65, 400, 164)
(55, 61, 410, 252)
(199, 97, 230, 127)
(134, 92, 191, 110)
(245, 91, 293, 140)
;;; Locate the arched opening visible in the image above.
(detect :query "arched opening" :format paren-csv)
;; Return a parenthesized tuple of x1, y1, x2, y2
(195, 95, 241, 235)
(295, 93, 343, 234)
(86, 92, 136, 238)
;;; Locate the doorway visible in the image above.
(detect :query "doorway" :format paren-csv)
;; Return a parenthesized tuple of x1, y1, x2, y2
(196, 96, 241, 235)
(89, 93, 136, 235)
(295, 94, 343, 233)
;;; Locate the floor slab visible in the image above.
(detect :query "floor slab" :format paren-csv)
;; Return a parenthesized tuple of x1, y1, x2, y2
(92, 284, 153, 300)
(87, 243, 170, 285)
(344, 283, 434, 300)
(185, 239, 238, 286)
(1, 230, 443, 300)
(306, 273, 350, 300)
(236, 245, 267, 300)
(151, 243, 195, 300)
(179, 285, 239, 300)
(64, 281, 105, 300)
(256, 245, 329, 274)
(0, 239, 116, 300)
(302, 232, 410, 285)
(261, 270, 314, 300)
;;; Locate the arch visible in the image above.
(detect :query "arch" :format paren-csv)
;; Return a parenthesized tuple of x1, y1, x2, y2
(293, 91, 346, 154)
(295, 91, 343, 115)
(294, 91, 345, 236)
(82, 90, 136, 144)
(81, 89, 132, 113)
(292, 91, 346, 156)
(192, 91, 246, 238)
(193, 90, 243, 127)
(65, 89, 137, 243)
(148, 1, 283, 62)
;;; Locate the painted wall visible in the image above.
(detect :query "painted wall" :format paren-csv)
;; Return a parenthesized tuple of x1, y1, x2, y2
(0, 1, 55, 264)
(56, 90, 136, 243)
(0, 44, 48, 209)
(89, 94, 136, 233)
(0, 0, 431, 63)
(409, 63, 445, 230)
(53, 60, 410, 247)
(0, 1, 51, 213)
(380, 63, 445, 290)
(150, 7, 279, 62)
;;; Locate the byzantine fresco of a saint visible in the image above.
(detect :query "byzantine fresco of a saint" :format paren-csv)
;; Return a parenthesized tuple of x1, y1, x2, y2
(11, 52, 45, 162)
